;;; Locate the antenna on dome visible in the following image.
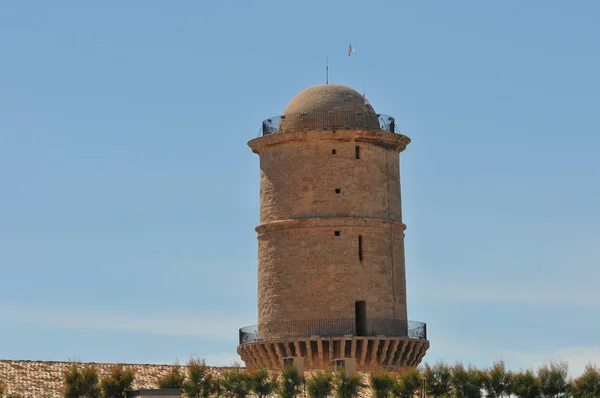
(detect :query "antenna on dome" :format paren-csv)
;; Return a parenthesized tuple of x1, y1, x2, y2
(326, 55, 329, 84)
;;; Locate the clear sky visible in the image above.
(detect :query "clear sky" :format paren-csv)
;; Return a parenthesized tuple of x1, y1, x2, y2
(1, 1, 599, 377)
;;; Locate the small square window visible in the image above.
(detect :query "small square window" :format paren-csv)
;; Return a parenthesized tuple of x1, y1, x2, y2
(332, 149, 337, 154)
(334, 231, 340, 236)
(335, 189, 341, 194)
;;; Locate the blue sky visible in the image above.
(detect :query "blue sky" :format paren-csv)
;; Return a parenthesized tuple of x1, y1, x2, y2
(1, 1, 599, 377)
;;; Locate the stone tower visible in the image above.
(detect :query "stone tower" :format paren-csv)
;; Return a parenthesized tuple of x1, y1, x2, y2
(237, 84, 429, 371)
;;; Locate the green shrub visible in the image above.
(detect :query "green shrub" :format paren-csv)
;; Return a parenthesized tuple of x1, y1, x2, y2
(183, 357, 218, 398)
(333, 368, 362, 398)
(483, 361, 512, 398)
(277, 365, 304, 398)
(156, 362, 186, 389)
(450, 362, 485, 398)
(221, 367, 251, 398)
(248, 368, 277, 398)
(512, 369, 541, 398)
(306, 372, 334, 398)
(63, 362, 101, 398)
(100, 364, 136, 398)
(571, 364, 600, 398)
(423, 361, 451, 398)
(370, 370, 394, 398)
(537, 361, 569, 398)
(392, 368, 422, 398)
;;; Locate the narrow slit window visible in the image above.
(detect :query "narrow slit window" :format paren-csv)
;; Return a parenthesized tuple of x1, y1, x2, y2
(355, 146, 360, 159)
(334, 231, 340, 236)
(358, 235, 363, 261)
(335, 188, 341, 194)
(332, 149, 337, 154)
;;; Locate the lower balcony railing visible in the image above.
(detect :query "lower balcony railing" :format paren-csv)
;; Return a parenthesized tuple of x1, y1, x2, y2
(239, 318, 426, 345)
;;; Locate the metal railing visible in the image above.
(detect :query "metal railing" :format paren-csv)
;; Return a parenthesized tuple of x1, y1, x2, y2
(239, 318, 426, 345)
(258, 111, 399, 136)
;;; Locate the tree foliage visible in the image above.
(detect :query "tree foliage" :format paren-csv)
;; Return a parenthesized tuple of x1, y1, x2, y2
(277, 365, 304, 398)
(63, 363, 101, 398)
(537, 361, 570, 398)
(483, 361, 512, 398)
(423, 361, 451, 398)
(9, 356, 600, 398)
(333, 367, 363, 398)
(100, 364, 136, 398)
(306, 372, 334, 398)
(248, 368, 277, 398)
(392, 368, 422, 398)
(370, 371, 395, 398)
(571, 364, 600, 398)
(156, 363, 186, 389)
(449, 362, 485, 398)
(221, 367, 251, 398)
(183, 358, 218, 398)
(512, 369, 541, 398)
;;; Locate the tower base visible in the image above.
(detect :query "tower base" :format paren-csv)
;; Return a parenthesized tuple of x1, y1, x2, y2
(237, 337, 429, 371)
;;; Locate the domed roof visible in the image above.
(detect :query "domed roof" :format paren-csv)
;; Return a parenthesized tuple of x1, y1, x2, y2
(282, 84, 376, 115)
(276, 84, 380, 132)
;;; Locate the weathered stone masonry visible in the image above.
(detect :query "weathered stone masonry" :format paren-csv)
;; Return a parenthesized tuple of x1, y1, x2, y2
(238, 84, 429, 370)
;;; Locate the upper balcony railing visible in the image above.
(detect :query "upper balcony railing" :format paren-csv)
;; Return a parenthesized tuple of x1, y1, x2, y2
(258, 111, 399, 137)
(239, 318, 426, 345)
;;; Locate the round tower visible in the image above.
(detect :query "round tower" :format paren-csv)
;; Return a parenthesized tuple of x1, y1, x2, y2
(238, 84, 429, 371)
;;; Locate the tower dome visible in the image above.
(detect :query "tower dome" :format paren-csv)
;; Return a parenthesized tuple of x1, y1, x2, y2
(282, 84, 376, 114)
(278, 84, 379, 132)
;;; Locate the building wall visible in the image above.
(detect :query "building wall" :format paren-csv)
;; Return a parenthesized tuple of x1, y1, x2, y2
(258, 139, 402, 223)
(249, 130, 410, 329)
(257, 221, 407, 325)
